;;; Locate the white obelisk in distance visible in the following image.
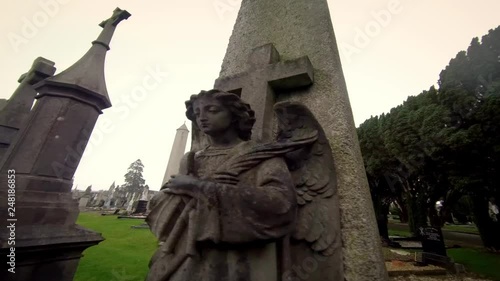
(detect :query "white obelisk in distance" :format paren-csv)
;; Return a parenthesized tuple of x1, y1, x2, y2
(161, 123, 190, 186)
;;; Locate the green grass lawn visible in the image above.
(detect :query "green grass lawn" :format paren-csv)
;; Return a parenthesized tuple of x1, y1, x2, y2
(74, 212, 157, 281)
(443, 224, 480, 235)
(448, 248, 500, 281)
(388, 223, 480, 236)
(388, 229, 412, 237)
(75, 213, 499, 281)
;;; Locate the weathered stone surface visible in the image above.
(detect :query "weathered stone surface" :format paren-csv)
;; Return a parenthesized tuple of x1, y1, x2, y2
(0, 99, 6, 111)
(216, 0, 388, 280)
(0, 225, 103, 281)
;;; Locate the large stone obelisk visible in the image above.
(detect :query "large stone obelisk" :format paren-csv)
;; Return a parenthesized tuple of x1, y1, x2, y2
(161, 123, 189, 186)
(212, 0, 388, 280)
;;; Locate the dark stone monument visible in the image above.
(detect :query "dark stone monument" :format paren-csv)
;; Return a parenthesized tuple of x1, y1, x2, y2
(133, 200, 149, 214)
(418, 226, 453, 268)
(0, 99, 7, 111)
(0, 8, 130, 281)
(419, 226, 447, 257)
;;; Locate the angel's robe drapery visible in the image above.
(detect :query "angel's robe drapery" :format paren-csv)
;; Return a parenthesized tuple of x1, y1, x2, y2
(146, 141, 299, 281)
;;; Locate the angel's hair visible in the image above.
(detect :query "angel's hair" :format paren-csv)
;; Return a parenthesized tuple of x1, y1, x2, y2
(185, 89, 256, 141)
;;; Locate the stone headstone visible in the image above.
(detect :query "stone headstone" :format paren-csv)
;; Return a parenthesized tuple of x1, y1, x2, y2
(133, 200, 148, 214)
(107, 182, 116, 203)
(79, 196, 90, 208)
(126, 193, 137, 212)
(419, 226, 447, 257)
(415, 227, 455, 270)
(205, 0, 388, 280)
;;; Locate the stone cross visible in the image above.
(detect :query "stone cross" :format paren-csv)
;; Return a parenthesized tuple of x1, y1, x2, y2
(0, 57, 55, 129)
(214, 43, 313, 142)
(0, 57, 55, 161)
(95, 8, 131, 50)
(101, 7, 131, 26)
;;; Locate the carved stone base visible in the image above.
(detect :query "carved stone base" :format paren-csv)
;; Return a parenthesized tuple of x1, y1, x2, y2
(0, 187, 103, 281)
(0, 225, 103, 281)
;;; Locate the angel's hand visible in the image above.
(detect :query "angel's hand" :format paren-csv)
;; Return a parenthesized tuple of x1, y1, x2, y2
(166, 174, 200, 188)
(163, 175, 201, 198)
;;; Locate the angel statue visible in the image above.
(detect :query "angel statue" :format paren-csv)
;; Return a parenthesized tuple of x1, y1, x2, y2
(146, 89, 343, 281)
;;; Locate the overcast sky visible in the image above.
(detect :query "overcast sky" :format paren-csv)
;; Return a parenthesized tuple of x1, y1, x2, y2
(1, 0, 499, 191)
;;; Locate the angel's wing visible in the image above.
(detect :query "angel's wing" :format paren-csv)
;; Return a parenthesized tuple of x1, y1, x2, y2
(275, 101, 341, 256)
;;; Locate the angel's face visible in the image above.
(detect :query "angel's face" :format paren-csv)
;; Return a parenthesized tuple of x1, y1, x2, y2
(193, 96, 233, 136)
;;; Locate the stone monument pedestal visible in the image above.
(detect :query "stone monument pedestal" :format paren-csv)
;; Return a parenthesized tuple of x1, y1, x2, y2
(0, 225, 102, 281)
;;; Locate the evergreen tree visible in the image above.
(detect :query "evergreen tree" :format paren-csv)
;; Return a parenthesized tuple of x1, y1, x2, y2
(122, 159, 147, 195)
(357, 26, 500, 247)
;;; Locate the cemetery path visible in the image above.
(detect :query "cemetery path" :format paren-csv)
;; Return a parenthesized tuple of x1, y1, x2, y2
(388, 222, 483, 248)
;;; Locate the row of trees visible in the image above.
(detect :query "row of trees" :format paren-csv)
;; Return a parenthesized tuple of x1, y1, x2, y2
(357, 26, 500, 249)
